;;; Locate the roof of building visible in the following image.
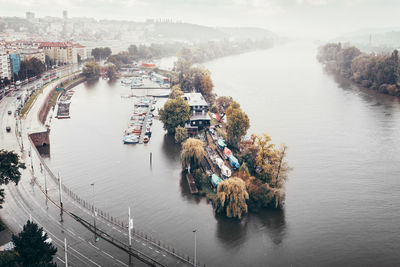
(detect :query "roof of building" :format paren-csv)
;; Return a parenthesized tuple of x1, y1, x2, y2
(190, 113, 210, 121)
(39, 42, 72, 48)
(72, 43, 85, 48)
(183, 92, 208, 107)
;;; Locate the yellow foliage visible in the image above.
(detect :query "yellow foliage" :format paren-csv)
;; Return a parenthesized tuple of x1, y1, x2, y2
(181, 138, 206, 171)
(216, 177, 249, 219)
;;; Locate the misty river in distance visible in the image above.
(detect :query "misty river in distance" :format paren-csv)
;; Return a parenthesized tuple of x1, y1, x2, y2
(44, 41, 400, 266)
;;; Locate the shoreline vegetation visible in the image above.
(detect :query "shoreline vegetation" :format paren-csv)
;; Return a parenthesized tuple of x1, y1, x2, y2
(159, 46, 290, 220)
(318, 43, 400, 97)
(85, 38, 274, 77)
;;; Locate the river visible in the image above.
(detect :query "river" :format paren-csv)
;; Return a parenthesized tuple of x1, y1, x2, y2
(45, 41, 400, 266)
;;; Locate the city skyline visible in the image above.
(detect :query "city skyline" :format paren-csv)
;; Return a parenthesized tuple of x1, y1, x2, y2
(1, 0, 400, 39)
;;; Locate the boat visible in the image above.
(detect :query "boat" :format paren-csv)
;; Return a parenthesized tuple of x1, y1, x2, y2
(223, 147, 232, 159)
(221, 165, 232, 178)
(141, 62, 156, 68)
(228, 154, 240, 170)
(217, 138, 226, 149)
(211, 174, 223, 188)
(123, 135, 139, 144)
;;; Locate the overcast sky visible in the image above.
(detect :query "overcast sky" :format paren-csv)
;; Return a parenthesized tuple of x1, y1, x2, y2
(1, 0, 399, 38)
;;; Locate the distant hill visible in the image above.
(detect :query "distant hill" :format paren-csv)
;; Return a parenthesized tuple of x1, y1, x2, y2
(333, 28, 400, 49)
(152, 22, 226, 42)
(152, 23, 277, 42)
(218, 27, 277, 40)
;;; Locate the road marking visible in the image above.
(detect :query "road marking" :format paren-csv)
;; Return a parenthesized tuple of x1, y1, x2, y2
(156, 250, 160, 253)
(149, 246, 153, 250)
(102, 251, 114, 259)
(89, 242, 100, 250)
(142, 243, 146, 246)
(78, 236, 85, 241)
(57, 256, 65, 263)
(67, 228, 76, 236)
(116, 259, 128, 266)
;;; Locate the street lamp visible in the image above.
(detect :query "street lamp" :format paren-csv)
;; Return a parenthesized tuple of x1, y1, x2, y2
(91, 183, 98, 242)
(193, 229, 197, 267)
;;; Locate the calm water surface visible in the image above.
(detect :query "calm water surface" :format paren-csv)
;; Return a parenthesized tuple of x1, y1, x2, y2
(46, 42, 400, 266)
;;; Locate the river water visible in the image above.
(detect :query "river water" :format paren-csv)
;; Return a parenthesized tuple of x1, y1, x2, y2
(45, 41, 400, 266)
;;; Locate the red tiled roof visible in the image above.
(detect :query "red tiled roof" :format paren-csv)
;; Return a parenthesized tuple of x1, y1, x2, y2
(39, 42, 72, 48)
(72, 43, 85, 48)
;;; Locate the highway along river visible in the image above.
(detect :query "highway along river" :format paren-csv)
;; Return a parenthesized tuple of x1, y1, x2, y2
(45, 41, 400, 266)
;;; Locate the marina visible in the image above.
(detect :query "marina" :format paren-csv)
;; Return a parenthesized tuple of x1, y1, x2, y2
(123, 96, 155, 144)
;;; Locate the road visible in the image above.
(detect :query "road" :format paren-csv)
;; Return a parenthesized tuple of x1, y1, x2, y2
(0, 69, 196, 267)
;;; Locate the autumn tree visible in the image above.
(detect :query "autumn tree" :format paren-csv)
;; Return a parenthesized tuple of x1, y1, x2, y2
(215, 177, 249, 219)
(225, 101, 250, 150)
(12, 221, 57, 267)
(169, 84, 184, 99)
(174, 126, 188, 144)
(181, 138, 206, 173)
(159, 97, 191, 135)
(82, 61, 100, 79)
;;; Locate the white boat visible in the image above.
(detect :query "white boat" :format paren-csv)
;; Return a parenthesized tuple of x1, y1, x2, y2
(123, 135, 139, 144)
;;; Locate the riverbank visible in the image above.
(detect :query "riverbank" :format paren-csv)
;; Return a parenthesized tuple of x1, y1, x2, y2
(318, 43, 400, 98)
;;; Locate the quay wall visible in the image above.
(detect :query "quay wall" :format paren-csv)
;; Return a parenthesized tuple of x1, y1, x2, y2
(38, 75, 85, 125)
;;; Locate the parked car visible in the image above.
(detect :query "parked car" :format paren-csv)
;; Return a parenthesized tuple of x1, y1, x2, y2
(8, 110, 12, 115)
(6, 126, 11, 132)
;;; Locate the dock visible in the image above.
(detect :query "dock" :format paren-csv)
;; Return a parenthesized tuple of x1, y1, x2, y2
(138, 98, 153, 144)
(186, 173, 199, 194)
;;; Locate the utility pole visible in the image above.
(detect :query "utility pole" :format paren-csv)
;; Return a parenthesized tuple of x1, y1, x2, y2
(193, 229, 197, 267)
(128, 207, 133, 265)
(64, 238, 68, 267)
(58, 172, 63, 222)
(91, 183, 97, 242)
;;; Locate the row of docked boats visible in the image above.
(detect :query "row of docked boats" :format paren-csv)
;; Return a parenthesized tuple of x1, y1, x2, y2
(123, 97, 155, 144)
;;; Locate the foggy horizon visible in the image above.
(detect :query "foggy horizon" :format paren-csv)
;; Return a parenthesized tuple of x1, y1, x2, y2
(1, 0, 400, 39)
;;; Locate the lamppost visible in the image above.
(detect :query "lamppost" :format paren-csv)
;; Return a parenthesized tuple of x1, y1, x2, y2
(58, 172, 63, 222)
(193, 229, 197, 267)
(91, 183, 98, 242)
(128, 207, 133, 265)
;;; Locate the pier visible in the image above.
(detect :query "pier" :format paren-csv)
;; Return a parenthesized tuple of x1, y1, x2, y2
(138, 98, 153, 144)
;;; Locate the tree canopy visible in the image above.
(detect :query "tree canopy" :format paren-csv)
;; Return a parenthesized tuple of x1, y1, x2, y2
(215, 177, 249, 219)
(12, 220, 57, 267)
(180, 138, 205, 172)
(82, 61, 100, 79)
(91, 47, 112, 61)
(174, 126, 188, 144)
(0, 150, 26, 186)
(105, 64, 117, 79)
(0, 150, 25, 209)
(169, 84, 184, 99)
(318, 43, 400, 97)
(238, 134, 290, 209)
(225, 101, 250, 150)
(159, 97, 191, 135)
(18, 58, 45, 80)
